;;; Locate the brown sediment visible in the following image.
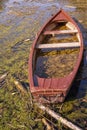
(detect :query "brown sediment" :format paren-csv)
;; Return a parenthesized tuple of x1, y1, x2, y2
(0, 0, 87, 129)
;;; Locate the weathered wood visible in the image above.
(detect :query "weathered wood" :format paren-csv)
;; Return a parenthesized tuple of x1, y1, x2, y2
(0, 73, 8, 82)
(36, 103, 82, 130)
(12, 81, 82, 130)
(36, 42, 80, 49)
(42, 118, 52, 130)
(14, 80, 27, 94)
(44, 30, 78, 35)
(66, 22, 76, 30)
(0, 73, 8, 87)
(29, 9, 83, 104)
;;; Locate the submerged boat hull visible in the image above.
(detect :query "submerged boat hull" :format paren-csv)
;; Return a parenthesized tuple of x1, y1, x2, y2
(29, 9, 83, 103)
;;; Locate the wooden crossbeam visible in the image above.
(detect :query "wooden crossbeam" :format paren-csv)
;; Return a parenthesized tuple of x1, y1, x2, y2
(44, 30, 78, 35)
(36, 42, 80, 49)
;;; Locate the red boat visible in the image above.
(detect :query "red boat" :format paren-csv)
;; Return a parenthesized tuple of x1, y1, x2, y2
(28, 9, 83, 103)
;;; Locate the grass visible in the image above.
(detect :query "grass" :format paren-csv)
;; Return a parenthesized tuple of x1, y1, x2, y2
(0, 1, 87, 129)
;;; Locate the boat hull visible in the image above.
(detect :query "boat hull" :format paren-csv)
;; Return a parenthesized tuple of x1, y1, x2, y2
(28, 9, 84, 103)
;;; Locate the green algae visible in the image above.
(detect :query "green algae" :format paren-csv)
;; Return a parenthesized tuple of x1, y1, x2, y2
(0, 0, 87, 130)
(67, 110, 87, 120)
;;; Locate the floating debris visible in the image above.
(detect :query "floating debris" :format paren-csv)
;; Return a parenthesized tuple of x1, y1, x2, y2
(0, 73, 8, 81)
(36, 103, 82, 130)
(42, 118, 52, 130)
(24, 38, 30, 42)
(14, 79, 28, 94)
(64, 5, 76, 9)
(0, 73, 8, 87)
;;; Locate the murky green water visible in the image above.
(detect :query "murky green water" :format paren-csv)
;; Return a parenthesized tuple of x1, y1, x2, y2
(0, 0, 87, 129)
(35, 48, 79, 78)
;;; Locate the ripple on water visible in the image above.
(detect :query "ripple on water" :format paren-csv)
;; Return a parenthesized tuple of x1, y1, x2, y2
(0, 1, 87, 128)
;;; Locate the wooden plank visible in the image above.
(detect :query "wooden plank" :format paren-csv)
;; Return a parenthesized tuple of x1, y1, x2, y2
(66, 22, 76, 30)
(36, 42, 80, 49)
(44, 30, 78, 35)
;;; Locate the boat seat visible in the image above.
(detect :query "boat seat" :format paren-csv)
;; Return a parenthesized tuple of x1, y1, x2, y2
(43, 30, 78, 35)
(36, 42, 80, 49)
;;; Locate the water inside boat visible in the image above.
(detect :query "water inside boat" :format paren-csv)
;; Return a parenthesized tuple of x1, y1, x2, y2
(34, 21, 80, 78)
(34, 48, 79, 78)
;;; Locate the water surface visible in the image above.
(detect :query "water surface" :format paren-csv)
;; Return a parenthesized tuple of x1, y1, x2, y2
(0, 0, 87, 129)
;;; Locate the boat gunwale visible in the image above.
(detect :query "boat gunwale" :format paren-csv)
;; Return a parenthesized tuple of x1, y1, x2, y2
(28, 9, 84, 98)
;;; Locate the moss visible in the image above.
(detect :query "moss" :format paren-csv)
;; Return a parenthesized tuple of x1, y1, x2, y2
(59, 102, 74, 114)
(67, 110, 87, 120)
(0, 1, 87, 130)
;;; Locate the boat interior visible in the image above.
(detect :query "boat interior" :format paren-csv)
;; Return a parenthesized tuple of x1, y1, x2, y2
(34, 21, 80, 79)
(36, 21, 80, 49)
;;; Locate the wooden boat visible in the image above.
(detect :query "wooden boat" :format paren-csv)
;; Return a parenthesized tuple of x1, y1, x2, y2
(29, 9, 83, 103)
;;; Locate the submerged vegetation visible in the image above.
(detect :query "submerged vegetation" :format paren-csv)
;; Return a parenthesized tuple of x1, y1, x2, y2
(35, 48, 79, 78)
(0, 0, 87, 129)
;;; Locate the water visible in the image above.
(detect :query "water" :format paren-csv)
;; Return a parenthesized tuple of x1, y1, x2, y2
(0, 0, 87, 100)
(35, 48, 79, 78)
(0, 0, 87, 129)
